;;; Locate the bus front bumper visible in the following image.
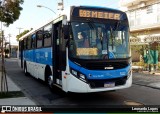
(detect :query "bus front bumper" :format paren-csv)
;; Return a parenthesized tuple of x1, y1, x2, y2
(66, 73, 132, 93)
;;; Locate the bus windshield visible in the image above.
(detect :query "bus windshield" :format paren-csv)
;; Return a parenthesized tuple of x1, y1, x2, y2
(69, 21, 130, 60)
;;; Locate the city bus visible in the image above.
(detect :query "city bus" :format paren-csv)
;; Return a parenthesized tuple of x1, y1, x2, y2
(18, 6, 132, 93)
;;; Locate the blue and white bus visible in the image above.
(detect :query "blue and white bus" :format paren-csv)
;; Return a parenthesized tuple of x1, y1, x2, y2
(18, 6, 132, 93)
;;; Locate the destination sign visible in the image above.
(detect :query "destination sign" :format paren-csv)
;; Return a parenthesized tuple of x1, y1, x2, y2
(79, 9, 121, 20)
(77, 48, 98, 56)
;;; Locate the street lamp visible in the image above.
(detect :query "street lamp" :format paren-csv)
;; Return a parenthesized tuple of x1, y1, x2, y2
(37, 5, 56, 15)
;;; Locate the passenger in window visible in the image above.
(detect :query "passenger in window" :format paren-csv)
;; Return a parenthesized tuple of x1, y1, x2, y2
(77, 32, 89, 48)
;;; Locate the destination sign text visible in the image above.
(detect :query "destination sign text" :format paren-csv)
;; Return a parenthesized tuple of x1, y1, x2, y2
(79, 9, 120, 20)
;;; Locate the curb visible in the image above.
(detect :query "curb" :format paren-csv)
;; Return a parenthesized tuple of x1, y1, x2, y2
(133, 82, 160, 90)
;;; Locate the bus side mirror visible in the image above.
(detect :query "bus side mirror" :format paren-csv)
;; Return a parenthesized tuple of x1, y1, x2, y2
(63, 25, 69, 39)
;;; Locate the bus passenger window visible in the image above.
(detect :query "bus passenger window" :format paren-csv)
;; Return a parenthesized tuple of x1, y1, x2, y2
(36, 30, 43, 48)
(27, 36, 31, 49)
(31, 34, 36, 49)
(44, 33, 51, 47)
(44, 24, 52, 47)
(24, 38, 27, 50)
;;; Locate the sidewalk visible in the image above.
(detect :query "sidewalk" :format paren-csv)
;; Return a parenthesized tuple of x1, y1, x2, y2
(0, 72, 36, 105)
(133, 71, 160, 89)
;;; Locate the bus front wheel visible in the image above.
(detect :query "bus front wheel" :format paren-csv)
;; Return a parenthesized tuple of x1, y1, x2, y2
(47, 75, 53, 89)
(24, 63, 29, 76)
(45, 67, 53, 89)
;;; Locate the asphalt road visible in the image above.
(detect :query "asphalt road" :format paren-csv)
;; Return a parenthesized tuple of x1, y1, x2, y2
(4, 58, 160, 112)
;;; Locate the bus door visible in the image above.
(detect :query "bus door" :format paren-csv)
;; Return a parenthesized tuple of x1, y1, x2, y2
(19, 40, 24, 68)
(53, 22, 62, 86)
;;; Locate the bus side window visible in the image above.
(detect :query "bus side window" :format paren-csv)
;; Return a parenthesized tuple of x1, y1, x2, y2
(36, 30, 43, 48)
(44, 24, 52, 47)
(24, 38, 27, 50)
(27, 36, 31, 50)
(31, 34, 36, 49)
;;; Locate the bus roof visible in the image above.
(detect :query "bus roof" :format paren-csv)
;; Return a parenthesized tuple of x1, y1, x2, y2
(19, 6, 125, 41)
(70, 6, 127, 21)
(79, 5, 124, 13)
(19, 15, 67, 41)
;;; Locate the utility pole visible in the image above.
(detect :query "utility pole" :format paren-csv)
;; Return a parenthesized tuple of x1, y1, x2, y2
(58, 0, 64, 15)
(61, 0, 64, 11)
(16, 27, 23, 35)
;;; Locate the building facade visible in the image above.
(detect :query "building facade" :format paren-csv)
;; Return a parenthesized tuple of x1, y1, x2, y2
(120, 0, 160, 61)
(5, 44, 18, 58)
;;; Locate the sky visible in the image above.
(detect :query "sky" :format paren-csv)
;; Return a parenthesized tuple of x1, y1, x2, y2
(3, 0, 120, 45)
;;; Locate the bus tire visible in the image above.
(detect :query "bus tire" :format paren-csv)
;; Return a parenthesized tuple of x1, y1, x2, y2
(24, 62, 29, 76)
(45, 66, 53, 89)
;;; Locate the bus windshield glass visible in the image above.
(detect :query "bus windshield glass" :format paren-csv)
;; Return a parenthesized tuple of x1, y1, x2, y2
(69, 21, 130, 60)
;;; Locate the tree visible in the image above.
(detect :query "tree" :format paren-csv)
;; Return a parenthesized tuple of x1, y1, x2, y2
(0, 0, 24, 26)
(0, 0, 24, 94)
(16, 29, 30, 41)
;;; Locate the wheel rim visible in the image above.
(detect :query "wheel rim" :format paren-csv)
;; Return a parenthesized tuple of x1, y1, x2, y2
(24, 66, 27, 73)
(48, 75, 53, 87)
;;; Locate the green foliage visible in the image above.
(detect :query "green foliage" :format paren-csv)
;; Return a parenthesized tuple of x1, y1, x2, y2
(16, 29, 29, 41)
(131, 43, 160, 54)
(0, 0, 24, 26)
(0, 91, 24, 98)
(132, 61, 146, 66)
(131, 45, 147, 55)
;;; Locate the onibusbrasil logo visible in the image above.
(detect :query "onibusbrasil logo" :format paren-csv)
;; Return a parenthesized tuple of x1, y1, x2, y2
(1, 106, 42, 113)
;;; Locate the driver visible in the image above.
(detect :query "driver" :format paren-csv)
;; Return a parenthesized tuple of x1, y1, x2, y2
(77, 32, 89, 48)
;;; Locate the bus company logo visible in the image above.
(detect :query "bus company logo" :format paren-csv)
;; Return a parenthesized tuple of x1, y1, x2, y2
(104, 66, 114, 70)
(1, 106, 11, 113)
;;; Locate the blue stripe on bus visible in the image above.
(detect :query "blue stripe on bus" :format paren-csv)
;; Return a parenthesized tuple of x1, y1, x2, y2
(69, 59, 130, 80)
(23, 47, 52, 66)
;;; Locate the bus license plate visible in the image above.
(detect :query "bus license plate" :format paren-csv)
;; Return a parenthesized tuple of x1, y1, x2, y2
(104, 82, 115, 88)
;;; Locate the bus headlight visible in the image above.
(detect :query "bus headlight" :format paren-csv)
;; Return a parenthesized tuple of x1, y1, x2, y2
(70, 68, 87, 82)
